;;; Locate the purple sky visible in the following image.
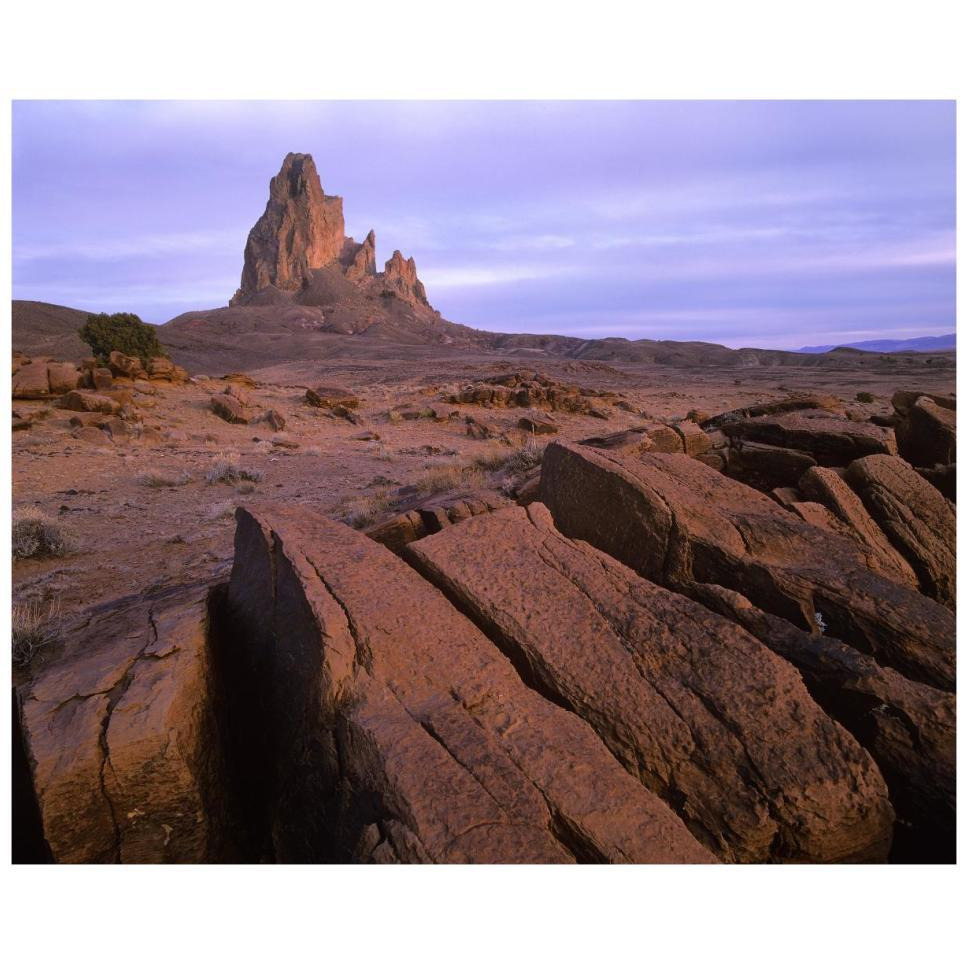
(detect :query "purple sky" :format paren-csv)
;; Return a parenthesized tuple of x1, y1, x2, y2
(12, 100, 956, 349)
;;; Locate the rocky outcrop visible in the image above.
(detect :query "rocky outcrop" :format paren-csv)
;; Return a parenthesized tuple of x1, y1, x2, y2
(895, 395, 956, 469)
(305, 384, 360, 409)
(211, 393, 249, 425)
(447, 371, 609, 416)
(12, 359, 80, 398)
(226, 505, 712, 864)
(721, 410, 897, 466)
(686, 583, 955, 862)
(107, 351, 146, 381)
(383, 250, 428, 305)
(846, 455, 956, 609)
(701, 394, 842, 431)
(797, 466, 918, 588)
(343, 230, 377, 282)
(539, 441, 955, 691)
(56, 390, 122, 415)
(408, 505, 894, 863)
(234, 153, 346, 300)
(15, 583, 227, 863)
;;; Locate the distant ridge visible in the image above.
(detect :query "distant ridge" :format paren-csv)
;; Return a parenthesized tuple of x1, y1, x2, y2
(798, 334, 956, 354)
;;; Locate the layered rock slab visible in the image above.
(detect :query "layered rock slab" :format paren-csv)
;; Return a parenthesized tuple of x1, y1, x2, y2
(409, 505, 894, 863)
(226, 505, 710, 864)
(540, 441, 954, 691)
(15, 583, 227, 863)
(685, 582, 955, 862)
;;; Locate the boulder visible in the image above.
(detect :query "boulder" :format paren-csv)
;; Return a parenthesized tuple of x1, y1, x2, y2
(108, 351, 146, 380)
(670, 420, 711, 457)
(916, 463, 956, 502)
(539, 441, 954, 691)
(846, 455, 956, 609)
(12, 363, 50, 399)
(71, 425, 113, 446)
(57, 390, 122, 415)
(797, 466, 918, 588)
(92, 368, 114, 391)
(701, 394, 842, 431)
(211, 394, 249, 425)
(895, 396, 956, 469)
(305, 384, 359, 409)
(46, 362, 81, 395)
(409, 505, 894, 863)
(226, 506, 712, 864)
(517, 415, 558, 435)
(891, 390, 955, 417)
(146, 356, 189, 382)
(258, 409, 286, 432)
(722, 411, 897, 466)
(15, 583, 227, 863)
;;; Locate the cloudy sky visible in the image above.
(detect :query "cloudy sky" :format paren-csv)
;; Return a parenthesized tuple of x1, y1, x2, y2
(12, 100, 956, 348)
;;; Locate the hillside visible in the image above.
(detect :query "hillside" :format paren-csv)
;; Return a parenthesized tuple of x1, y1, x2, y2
(11, 301, 91, 362)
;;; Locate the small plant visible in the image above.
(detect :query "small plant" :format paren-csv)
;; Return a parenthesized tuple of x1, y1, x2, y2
(12, 508, 74, 560)
(339, 489, 392, 529)
(210, 501, 236, 521)
(79, 312, 168, 364)
(138, 470, 192, 488)
(855, 392, 875, 404)
(814, 611, 828, 633)
(503, 437, 545, 473)
(471, 447, 512, 472)
(206, 455, 264, 485)
(12, 597, 62, 667)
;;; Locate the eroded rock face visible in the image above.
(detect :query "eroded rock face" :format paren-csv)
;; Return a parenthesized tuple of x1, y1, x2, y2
(16, 583, 227, 863)
(344, 229, 377, 282)
(408, 505, 894, 863)
(722, 410, 897, 467)
(226, 505, 712, 864)
(846, 455, 956, 609)
(236, 153, 346, 300)
(895, 395, 956, 469)
(686, 583, 956, 862)
(540, 441, 955, 691)
(383, 250, 428, 305)
(797, 466, 919, 588)
(210, 393, 248, 425)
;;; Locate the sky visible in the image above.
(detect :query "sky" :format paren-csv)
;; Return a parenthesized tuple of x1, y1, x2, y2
(12, 100, 956, 349)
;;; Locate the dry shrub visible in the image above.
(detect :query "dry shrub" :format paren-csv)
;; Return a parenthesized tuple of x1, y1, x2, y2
(209, 501, 237, 521)
(503, 437, 545, 473)
(138, 470, 192, 488)
(339, 489, 392, 529)
(206, 455, 263, 485)
(12, 597, 62, 666)
(12, 508, 75, 560)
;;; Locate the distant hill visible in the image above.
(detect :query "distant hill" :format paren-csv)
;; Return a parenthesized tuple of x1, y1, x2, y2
(12, 301, 91, 362)
(798, 334, 956, 354)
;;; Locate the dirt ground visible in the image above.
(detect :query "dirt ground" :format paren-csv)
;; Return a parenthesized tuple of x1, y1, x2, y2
(12, 349, 956, 626)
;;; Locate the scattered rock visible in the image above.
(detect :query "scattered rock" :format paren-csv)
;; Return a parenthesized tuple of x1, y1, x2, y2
(57, 390, 122, 415)
(305, 384, 359, 409)
(210, 394, 249, 425)
(518, 415, 558, 434)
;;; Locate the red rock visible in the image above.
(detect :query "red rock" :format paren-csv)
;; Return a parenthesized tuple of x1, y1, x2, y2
(798, 466, 918, 588)
(12, 363, 50, 399)
(305, 384, 359, 409)
(233, 153, 346, 301)
(895, 396, 956, 469)
(108, 351, 145, 380)
(226, 506, 712, 863)
(540, 440, 954, 691)
(57, 390, 122, 415)
(846, 455, 956, 609)
(15, 583, 227, 863)
(701, 394, 842, 431)
(518, 415, 558, 435)
(409, 505, 894, 863)
(722, 411, 897, 466)
(344, 229, 377, 282)
(383, 250, 429, 305)
(728, 440, 817, 490)
(670, 420, 711, 456)
(46, 362, 80, 394)
(686, 582, 956, 862)
(891, 390, 955, 417)
(92, 368, 113, 391)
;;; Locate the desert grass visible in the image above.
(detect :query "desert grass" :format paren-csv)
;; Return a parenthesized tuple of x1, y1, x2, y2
(12, 597, 62, 667)
(338, 488, 393, 529)
(206, 455, 264, 485)
(12, 507, 75, 560)
(138, 470, 192, 488)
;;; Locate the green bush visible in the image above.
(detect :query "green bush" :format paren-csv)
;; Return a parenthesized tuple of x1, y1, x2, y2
(855, 391, 876, 404)
(79, 312, 167, 363)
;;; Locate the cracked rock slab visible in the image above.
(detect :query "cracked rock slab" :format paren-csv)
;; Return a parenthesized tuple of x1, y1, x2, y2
(16, 582, 226, 863)
(227, 505, 712, 864)
(409, 504, 894, 863)
(540, 440, 954, 691)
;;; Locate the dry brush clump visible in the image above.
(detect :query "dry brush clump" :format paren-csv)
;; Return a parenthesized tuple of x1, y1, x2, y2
(337, 488, 394, 529)
(12, 597, 62, 667)
(12, 508, 75, 561)
(206, 455, 264, 486)
(138, 470, 192, 488)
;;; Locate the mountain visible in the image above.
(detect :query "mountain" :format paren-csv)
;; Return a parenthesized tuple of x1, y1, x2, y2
(798, 334, 956, 354)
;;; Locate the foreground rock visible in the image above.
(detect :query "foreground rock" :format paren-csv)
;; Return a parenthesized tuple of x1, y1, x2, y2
(409, 505, 894, 863)
(797, 466, 919, 588)
(894, 394, 956, 470)
(305, 384, 360, 409)
(686, 583, 955, 862)
(540, 441, 954, 691)
(846, 454, 956, 609)
(227, 505, 711, 864)
(15, 583, 227, 863)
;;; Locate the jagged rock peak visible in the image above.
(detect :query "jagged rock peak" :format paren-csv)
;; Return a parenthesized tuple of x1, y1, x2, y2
(233, 152, 346, 302)
(384, 249, 429, 305)
(344, 229, 377, 281)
